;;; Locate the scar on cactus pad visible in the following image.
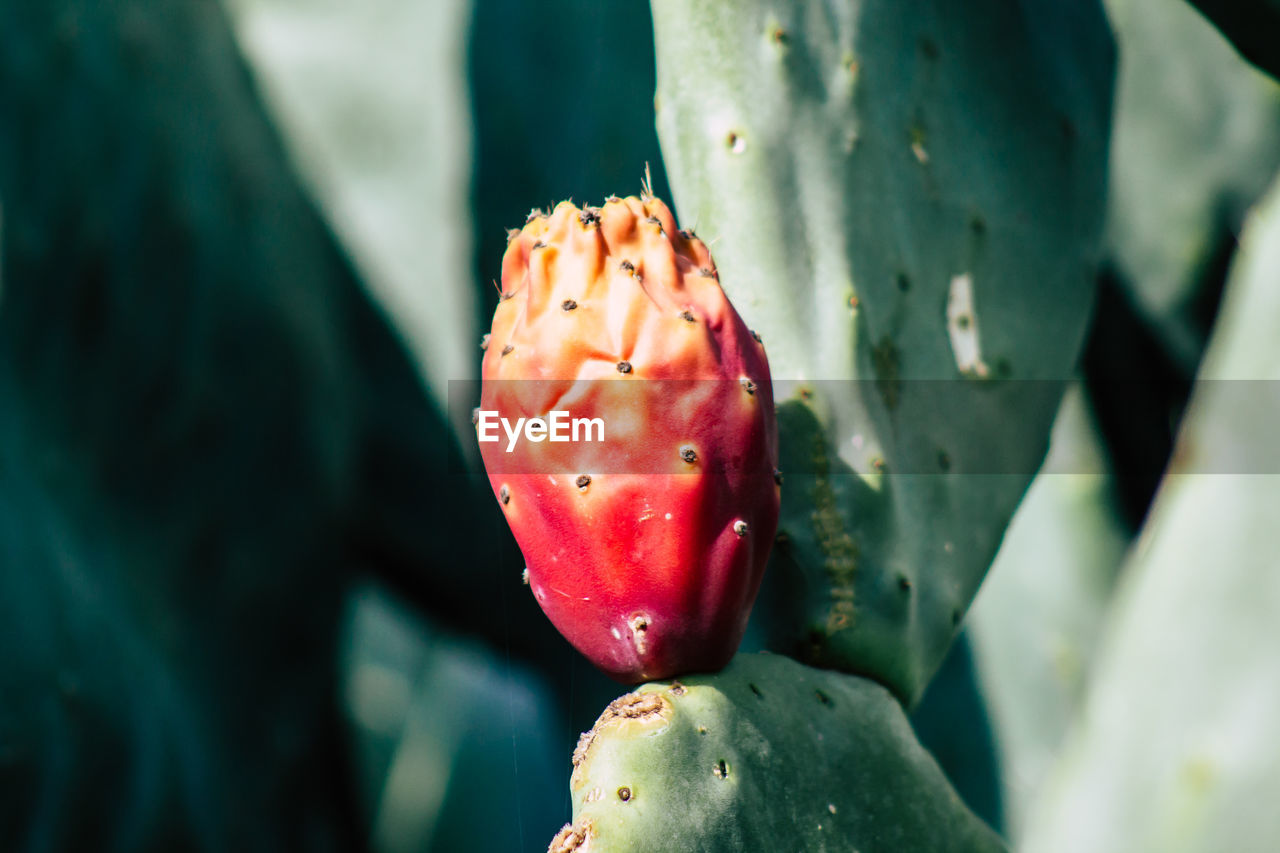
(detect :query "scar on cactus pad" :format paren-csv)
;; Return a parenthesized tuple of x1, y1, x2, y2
(478, 194, 780, 683)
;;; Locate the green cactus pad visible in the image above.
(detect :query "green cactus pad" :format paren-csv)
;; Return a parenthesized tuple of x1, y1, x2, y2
(1183, 0, 1280, 80)
(652, 0, 1115, 705)
(224, 0, 479, 404)
(966, 385, 1130, 842)
(1021, 176, 1280, 852)
(551, 653, 1007, 853)
(1104, 0, 1280, 370)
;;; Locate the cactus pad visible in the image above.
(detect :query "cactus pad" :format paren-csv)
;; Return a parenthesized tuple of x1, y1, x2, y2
(651, 0, 1115, 705)
(551, 653, 1007, 852)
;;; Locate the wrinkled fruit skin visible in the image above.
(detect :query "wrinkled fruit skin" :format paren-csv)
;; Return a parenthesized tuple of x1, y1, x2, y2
(479, 196, 779, 683)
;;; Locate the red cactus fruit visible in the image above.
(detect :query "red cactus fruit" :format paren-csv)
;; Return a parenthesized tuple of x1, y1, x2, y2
(478, 196, 779, 683)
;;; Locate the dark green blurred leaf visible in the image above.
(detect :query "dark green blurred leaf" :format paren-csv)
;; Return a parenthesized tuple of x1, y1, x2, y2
(0, 0, 563, 847)
(339, 583, 568, 853)
(910, 633, 1004, 836)
(469, 0, 672, 328)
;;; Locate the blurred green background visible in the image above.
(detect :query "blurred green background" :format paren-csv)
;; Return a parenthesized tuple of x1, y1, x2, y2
(2, 0, 1278, 850)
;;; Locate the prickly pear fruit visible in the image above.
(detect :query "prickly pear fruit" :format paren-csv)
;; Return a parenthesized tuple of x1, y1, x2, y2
(551, 653, 1008, 852)
(478, 196, 780, 683)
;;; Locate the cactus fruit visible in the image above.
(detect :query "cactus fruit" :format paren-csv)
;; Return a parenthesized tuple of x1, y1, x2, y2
(550, 653, 1007, 852)
(479, 196, 780, 683)
(651, 0, 1115, 705)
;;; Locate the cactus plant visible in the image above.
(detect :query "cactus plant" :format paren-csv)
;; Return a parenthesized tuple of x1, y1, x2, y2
(0, 0, 383, 844)
(965, 384, 1130, 842)
(480, 196, 780, 682)
(223, 0, 478, 406)
(1083, 0, 1280, 532)
(0, 0, 562, 845)
(908, 630, 1005, 832)
(12, 0, 1280, 849)
(340, 583, 567, 853)
(0, 376, 212, 850)
(468, 0, 672, 331)
(1182, 0, 1280, 80)
(1020, 174, 1280, 853)
(551, 653, 1007, 852)
(1102, 0, 1280, 372)
(650, 0, 1115, 705)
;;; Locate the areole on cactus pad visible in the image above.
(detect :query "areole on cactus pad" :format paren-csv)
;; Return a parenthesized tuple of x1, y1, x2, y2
(478, 195, 780, 683)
